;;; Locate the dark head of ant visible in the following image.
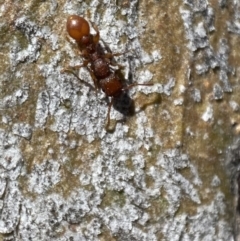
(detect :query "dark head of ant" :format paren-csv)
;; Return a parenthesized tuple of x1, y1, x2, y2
(66, 15, 96, 53)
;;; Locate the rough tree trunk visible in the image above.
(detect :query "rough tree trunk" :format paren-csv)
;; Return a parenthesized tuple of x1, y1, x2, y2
(0, 0, 239, 240)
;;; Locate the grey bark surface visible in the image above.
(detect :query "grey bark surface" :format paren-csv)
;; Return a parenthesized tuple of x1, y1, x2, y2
(0, 0, 239, 240)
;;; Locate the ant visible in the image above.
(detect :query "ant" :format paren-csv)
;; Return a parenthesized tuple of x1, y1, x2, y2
(63, 15, 153, 129)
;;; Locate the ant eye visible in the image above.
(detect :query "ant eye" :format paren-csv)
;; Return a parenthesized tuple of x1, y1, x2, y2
(67, 15, 90, 42)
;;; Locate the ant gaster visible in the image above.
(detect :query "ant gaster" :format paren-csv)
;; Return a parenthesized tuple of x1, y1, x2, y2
(63, 15, 153, 128)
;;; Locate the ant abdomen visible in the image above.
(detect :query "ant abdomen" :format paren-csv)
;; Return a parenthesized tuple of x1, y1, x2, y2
(66, 15, 90, 42)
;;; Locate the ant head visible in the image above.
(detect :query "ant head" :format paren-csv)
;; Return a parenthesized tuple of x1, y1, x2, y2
(66, 15, 90, 42)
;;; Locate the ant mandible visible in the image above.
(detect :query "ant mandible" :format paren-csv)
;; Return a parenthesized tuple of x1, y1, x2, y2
(63, 15, 153, 128)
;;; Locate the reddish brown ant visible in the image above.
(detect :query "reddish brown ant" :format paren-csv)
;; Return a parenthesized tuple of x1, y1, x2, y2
(63, 15, 153, 128)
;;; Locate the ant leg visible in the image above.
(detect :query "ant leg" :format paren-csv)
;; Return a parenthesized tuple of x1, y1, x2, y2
(79, 49, 89, 59)
(61, 60, 89, 73)
(65, 35, 75, 45)
(106, 97, 114, 127)
(61, 60, 95, 90)
(72, 60, 89, 70)
(61, 68, 94, 90)
(104, 52, 128, 69)
(64, 35, 85, 57)
(85, 9, 100, 43)
(103, 57, 124, 70)
(90, 22, 100, 44)
(122, 82, 153, 91)
(104, 52, 126, 59)
(111, 63, 124, 69)
(86, 66, 100, 90)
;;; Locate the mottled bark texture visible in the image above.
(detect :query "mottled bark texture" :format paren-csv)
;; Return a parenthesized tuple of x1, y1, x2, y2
(0, 0, 239, 240)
